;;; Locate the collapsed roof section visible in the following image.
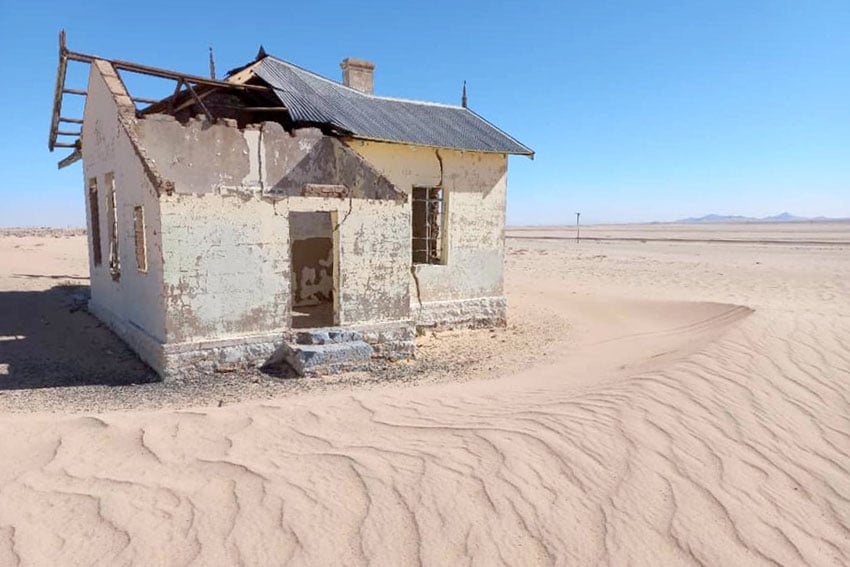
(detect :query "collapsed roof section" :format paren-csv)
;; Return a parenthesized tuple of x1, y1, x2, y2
(48, 31, 534, 169)
(48, 31, 273, 169)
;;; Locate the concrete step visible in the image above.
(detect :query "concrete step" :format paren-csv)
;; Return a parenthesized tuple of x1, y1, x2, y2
(294, 328, 365, 345)
(284, 340, 374, 375)
(265, 323, 414, 376)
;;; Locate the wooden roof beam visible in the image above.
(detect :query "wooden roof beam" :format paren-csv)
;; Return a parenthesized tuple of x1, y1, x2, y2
(65, 49, 269, 92)
(48, 30, 69, 151)
(58, 149, 82, 169)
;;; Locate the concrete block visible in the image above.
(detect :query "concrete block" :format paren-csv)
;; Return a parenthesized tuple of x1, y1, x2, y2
(414, 296, 507, 329)
(285, 340, 374, 375)
(295, 328, 364, 345)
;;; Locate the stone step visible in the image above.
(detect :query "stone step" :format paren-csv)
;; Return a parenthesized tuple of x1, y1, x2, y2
(294, 328, 365, 345)
(284, 340, 374, 375)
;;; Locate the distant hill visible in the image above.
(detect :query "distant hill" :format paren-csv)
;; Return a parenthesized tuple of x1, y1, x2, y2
(680, 214, 751, 223)
(678, 212, 846, 224)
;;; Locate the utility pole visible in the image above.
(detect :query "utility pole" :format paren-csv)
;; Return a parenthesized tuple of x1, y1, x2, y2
(576, 212, 581, 243)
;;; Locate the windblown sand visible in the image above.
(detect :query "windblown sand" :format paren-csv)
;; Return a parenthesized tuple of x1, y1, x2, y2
(0, 223, 848, 565)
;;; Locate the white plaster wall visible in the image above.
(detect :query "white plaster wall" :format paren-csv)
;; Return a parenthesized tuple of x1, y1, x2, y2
(81, 64, 166, 345)
(349, 141, 508, 304)
(142, 119, 410, 344)
(136, 114, 253, 193)
(282, 197, 409, 326)
(158, 193, 409, 343)
(158, 194, 289, 343)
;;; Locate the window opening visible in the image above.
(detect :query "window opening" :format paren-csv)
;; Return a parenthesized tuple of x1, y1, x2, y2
(412, 187, 445, 264)
(133, 206, 147, 272)
(87, 177, 102, 266)
(105, 172, 120, 280)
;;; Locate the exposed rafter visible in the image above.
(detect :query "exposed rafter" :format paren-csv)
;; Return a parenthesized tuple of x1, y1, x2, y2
(58, 149, 82, 169)
(48, 30, 278, 169)
(49, 30, 74, 154)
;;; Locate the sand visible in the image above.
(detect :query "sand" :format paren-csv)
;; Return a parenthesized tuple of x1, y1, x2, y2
(0, 224, 848, 565)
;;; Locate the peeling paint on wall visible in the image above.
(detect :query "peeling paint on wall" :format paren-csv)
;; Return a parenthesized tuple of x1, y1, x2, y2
(135, 117, 411, 343)
(80, 66, 509, 377)
(349, 140, 508, 304)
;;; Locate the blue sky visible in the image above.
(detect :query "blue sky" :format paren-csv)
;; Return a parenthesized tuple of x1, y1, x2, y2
(1, 0, 848, 226)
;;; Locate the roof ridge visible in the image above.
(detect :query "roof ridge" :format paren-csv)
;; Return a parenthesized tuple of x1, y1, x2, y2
(369, 94, 465, 109)
(264, 55, 466, 110)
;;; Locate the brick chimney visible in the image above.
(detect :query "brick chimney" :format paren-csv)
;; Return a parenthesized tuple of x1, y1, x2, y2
(341, 58, 375, 94)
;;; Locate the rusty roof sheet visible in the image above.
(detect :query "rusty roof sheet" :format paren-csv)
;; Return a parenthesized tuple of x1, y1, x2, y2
(253, 56, 533, 156)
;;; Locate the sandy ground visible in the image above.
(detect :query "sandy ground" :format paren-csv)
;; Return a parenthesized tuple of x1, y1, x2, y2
(0, 224, 848, 565)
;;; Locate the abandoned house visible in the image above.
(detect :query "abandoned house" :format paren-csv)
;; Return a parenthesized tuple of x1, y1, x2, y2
(48, 33, 533, 377)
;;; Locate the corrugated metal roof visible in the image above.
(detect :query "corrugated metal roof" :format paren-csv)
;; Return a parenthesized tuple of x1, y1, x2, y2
(253, 57, 533, 156)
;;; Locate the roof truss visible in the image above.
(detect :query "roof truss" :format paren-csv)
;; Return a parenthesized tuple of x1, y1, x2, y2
(48, 30, 275, 169)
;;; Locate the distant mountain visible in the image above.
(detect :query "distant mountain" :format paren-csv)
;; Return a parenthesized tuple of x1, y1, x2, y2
(678, 212, 845, 224)
(680, 214, 751, 223)
(763, 212, 806, 222)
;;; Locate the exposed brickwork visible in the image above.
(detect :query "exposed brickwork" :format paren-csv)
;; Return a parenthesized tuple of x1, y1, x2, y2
(302, 184, 351, 198)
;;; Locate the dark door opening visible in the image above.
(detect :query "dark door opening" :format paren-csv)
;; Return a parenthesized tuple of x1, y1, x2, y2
(290, 211, 336, 329)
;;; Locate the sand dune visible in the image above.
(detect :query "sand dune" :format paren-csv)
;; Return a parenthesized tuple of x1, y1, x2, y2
(1, 226, 849, 565)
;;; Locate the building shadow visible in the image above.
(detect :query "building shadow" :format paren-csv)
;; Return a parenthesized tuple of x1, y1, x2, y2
(0, 285, 158, 390)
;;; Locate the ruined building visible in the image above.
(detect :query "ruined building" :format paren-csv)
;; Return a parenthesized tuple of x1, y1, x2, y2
(48, 33, 533, 377)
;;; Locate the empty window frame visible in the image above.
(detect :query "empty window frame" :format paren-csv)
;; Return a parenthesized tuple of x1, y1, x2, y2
(105, 172, 120, 280)
(87, 177, 102, 266)
(412, 186, 445, 265)
(133, 206, 147, 272)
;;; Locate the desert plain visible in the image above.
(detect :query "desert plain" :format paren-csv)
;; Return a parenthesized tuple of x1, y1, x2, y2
(0, 222, 848, 565)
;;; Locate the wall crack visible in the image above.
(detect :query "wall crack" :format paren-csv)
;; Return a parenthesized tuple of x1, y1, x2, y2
(411, 266, 424, 309)
(257, 126, 265, 191)
(333, 194, 354, 232)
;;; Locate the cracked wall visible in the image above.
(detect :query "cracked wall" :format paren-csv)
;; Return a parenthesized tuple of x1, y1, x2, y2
(347, 141, 508, 311)
(133, 117, 409, 346)
(81, 64, 509, 374)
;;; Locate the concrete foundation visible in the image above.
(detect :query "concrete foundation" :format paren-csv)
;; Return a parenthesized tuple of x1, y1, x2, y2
(277, 328, 375, 375)
(414, 297, 508, 330)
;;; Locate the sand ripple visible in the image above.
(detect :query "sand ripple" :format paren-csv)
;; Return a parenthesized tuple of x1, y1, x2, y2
(1, 234, 849, 565)
(0, 301, 847, 565)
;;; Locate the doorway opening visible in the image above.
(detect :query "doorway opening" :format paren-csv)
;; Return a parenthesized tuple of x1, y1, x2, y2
(290, 211, 337, 329)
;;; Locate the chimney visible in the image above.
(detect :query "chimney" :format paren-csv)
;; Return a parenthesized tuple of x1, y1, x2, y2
(341, 58, 375, 94)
